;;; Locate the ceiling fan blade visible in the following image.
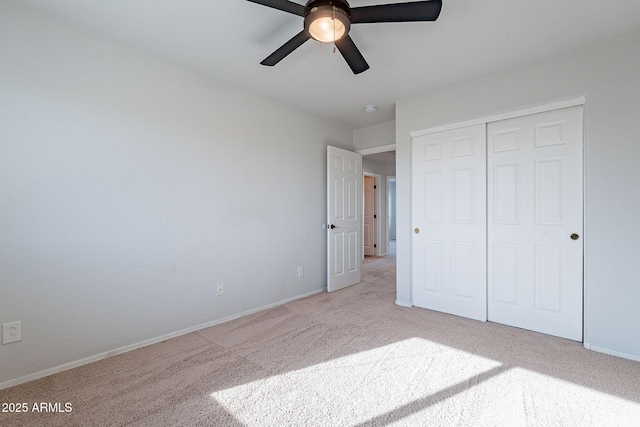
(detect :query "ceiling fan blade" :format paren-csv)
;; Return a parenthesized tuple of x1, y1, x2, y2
(351, 0, 442, 24)
(260, 31, 311, 66)
(334, 35, 370, 74)
(246, 0, 306, 16)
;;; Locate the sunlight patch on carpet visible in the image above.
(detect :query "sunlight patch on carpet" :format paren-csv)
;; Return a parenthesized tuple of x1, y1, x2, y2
(210, 337, 502, 425)
(466, 367, 640, 426)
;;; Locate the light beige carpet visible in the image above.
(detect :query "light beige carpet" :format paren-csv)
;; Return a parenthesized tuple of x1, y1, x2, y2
(2, 247, 640, 426)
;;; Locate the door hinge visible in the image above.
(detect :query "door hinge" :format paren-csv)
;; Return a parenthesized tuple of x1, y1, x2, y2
(374, 244, 377, 248)
(374, 214, 377, 219)
(374, 185, 377, 189)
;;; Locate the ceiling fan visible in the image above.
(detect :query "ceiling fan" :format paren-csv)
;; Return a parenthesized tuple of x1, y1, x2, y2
(247, 0, 442, 74)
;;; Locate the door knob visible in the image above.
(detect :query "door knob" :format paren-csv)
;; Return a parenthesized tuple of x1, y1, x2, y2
(570, 233, 580, 240)
(329, 224, 337, 229)
(414, 228, 420, 234)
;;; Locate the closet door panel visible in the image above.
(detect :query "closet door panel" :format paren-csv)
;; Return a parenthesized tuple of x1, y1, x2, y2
(487, 106, 583, 341)
(412, 124, 487, 321)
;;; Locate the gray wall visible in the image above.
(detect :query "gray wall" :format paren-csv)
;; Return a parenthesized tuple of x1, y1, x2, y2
(395, 35, 640, 360)
(0, 1, 352, 386)
(354, 120, 395, 151)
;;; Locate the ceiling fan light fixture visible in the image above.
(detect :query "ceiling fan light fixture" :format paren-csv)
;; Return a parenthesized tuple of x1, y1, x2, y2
(305, 6, 350, 43)
(248, 0, 442, 74)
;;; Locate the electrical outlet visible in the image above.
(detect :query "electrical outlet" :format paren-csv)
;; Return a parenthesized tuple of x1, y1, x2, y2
(217, 283, 224, 296)
(2, 321, 22, 344)
(298, 267, 304, 278)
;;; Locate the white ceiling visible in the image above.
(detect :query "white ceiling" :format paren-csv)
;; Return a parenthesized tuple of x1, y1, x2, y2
(15, 0, 640, 130)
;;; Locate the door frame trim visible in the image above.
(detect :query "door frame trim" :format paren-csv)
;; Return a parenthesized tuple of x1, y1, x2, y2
(363, 172, 382, 257)
(411, 97, 585, 138)
(357, 144, 396, 156)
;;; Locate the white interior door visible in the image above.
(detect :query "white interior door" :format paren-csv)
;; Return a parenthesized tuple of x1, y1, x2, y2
(487, 106, 583, 341)
(327, 146, 362, 292)
(411, 124, 487, 321)
(364, 176, 375, 256)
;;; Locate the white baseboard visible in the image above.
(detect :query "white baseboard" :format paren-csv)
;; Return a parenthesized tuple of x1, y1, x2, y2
(395, 300, 412, 308)
(583, 343, 640, 362)
(0, 288, 324, 391)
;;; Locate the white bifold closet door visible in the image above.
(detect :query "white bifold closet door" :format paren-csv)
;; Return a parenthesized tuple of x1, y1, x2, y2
(411, 124, 487, 321)
(487, 106, 583, 341)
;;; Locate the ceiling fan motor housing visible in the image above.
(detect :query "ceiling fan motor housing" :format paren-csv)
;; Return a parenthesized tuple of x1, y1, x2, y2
(305, 0, 352, 13)
(304, 0, 352, 42)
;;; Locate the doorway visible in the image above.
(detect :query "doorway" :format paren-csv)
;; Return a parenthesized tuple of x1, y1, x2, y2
(364, 175, 377, 256)
(362, 150, 396, 257)
(388, 176, 396, 252)
(362, 151, 397, 293)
